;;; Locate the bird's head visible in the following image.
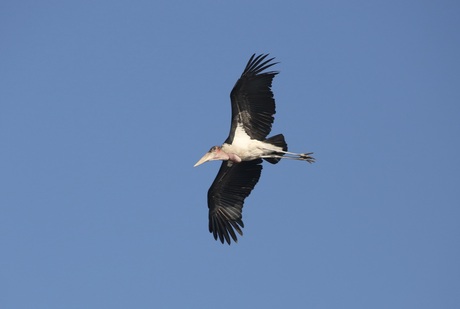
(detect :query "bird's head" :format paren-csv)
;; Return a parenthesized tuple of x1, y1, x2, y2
(194, 146, 230, 167)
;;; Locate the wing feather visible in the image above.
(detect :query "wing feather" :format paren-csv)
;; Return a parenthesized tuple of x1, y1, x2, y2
(208, 159, 263, 244)
(226, 54, 279, 143)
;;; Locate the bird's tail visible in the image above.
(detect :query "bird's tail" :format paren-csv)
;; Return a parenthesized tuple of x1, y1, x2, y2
(263, 134, 288, 164)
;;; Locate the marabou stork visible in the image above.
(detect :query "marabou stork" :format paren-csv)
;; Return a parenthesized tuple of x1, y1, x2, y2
(194, 54, 315, 244)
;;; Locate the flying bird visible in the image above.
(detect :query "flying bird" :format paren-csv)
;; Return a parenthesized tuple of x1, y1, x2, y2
(194, 54, 315, 244)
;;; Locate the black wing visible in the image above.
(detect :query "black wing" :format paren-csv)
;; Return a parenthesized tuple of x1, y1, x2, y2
(226, 54, 279, 144)
(208, 159, 263, 244)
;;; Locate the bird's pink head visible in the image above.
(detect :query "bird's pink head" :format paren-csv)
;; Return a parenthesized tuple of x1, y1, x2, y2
(194, 146, 230, 167)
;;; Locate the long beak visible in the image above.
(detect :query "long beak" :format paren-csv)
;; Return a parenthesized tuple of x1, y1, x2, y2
(194, 152, 214, 167)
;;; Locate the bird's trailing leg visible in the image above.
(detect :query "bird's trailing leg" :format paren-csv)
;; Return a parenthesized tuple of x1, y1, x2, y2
(261, 150, 315, 163)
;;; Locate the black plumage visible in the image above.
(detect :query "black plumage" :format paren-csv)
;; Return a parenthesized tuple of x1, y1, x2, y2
(208, 159, 262, 244)
(226, 54, 278, 144)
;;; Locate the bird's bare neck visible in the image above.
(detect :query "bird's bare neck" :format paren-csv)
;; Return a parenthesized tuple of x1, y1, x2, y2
(220, 144, 242, 163)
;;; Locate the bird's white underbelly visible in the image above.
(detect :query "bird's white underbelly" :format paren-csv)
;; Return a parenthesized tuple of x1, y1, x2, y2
(222, 125, 282, 161)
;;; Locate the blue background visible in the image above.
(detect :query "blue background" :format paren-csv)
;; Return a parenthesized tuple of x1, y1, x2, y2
(2, 1, 459, 308)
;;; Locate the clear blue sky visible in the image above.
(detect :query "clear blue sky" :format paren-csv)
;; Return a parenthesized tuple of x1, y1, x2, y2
(1, 1, 459, 308)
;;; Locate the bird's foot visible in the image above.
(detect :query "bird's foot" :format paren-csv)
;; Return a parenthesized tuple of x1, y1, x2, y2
(300, 152, 315, 163)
